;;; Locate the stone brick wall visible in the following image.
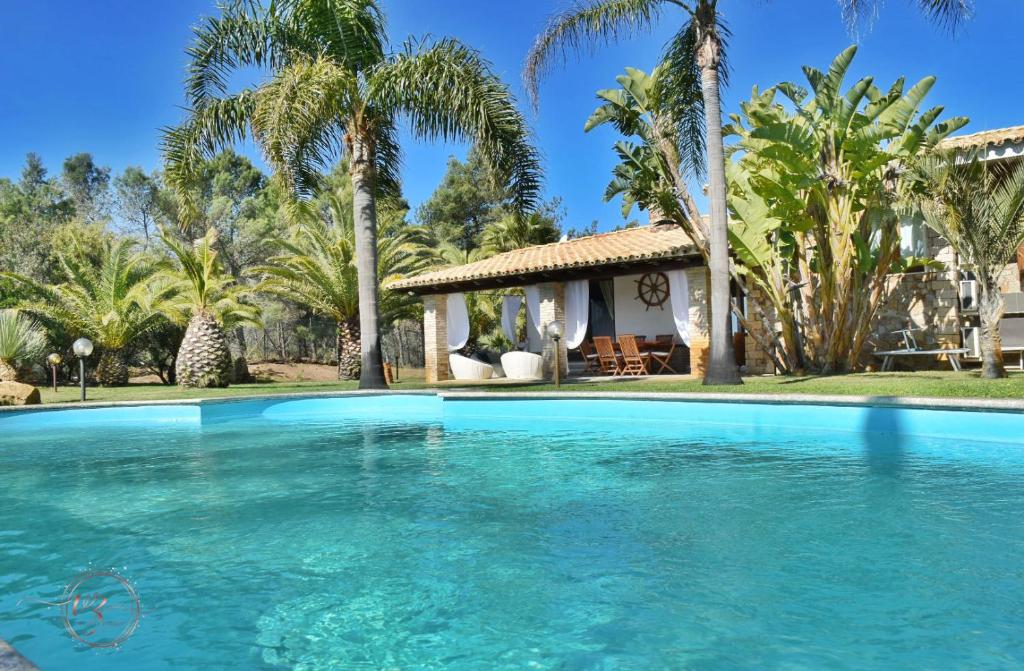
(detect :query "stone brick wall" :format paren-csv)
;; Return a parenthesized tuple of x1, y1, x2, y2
(422, 294, 448, 383)
(873, 229, 1024, 368)
(872, 230, 959, 367)
(743, 285, 777, 375)
(538, 282, 568, 379)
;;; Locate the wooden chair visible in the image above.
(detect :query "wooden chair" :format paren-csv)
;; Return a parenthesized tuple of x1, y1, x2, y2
(577, 339, 600, 374)
(592, 336, 622, 375)
(618, 334, 650, 376)
(650, 334, 678, 374)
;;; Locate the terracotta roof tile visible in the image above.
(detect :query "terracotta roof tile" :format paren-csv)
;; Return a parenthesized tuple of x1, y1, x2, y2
(938, 125, 1024, 151)
(387, 223, 699, 292)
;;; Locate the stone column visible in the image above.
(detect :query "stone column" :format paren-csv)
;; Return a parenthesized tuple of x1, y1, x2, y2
(538, 282, 568, 380)
(423, 294, 448, 383)
(685, 268, 710, 377)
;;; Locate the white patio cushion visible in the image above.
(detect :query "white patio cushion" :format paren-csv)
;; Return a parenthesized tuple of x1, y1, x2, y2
(500, 351, 544, 380)
(449, 353, 494, 380)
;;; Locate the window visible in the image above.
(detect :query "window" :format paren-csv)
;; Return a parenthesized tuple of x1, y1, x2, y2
(900, 215, 928, 258)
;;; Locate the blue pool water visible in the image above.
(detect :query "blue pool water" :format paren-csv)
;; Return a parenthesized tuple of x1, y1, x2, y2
(1, 395, 1023, 669)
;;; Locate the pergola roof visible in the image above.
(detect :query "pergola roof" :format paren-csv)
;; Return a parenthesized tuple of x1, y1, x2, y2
(938, 125, 1024, 151)
(387, 223, 701, 295)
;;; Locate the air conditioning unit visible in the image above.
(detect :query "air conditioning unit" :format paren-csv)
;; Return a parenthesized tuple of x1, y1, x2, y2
(962, 326, 981, 358)
(959, 280, 978, 311)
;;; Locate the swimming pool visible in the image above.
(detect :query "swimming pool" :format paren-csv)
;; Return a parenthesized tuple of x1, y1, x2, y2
(2, 393, 1023, 669)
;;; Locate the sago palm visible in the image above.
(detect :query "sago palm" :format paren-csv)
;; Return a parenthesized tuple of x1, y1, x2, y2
(0, 310, 47, 383)
(1, 238, 169, 386)
(158, 227, 260, 388)
(914, 153, 1024, 379)
(252, 198, 431, 380)
(163, 0, 541, 389)
(524, 0, 972, 384)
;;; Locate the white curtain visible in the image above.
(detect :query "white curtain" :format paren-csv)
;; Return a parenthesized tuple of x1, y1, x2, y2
(446, 292, 470, 351)
(524, 285, 543, 348)
(501, 295, 522, 344)
(667, 270, 691, 346)
(564, 280, 589, 349)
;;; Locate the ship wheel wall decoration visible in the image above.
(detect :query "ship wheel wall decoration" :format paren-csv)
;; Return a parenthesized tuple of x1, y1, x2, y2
(635, 272, 669, 310)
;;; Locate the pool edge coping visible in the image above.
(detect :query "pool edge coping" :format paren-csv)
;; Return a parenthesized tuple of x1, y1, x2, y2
(0, 389, 437, 416)
(0, 638, 40, 671)
(2, 388, 1023, 415)
(436, 390, 1024, 413)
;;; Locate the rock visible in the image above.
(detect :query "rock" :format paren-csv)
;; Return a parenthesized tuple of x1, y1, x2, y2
(0, 382, 41, 406)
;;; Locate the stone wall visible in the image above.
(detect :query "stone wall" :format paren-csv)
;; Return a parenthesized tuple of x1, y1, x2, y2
(742, 285, 777, 375)
(874, 229, 1021, 368)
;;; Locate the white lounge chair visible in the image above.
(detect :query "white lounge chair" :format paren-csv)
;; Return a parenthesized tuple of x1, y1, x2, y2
(500, 351, 543, 380)
(449, 353, 493, 380)
(999, 317, 1024, 370)
(873, 328, 968, 371)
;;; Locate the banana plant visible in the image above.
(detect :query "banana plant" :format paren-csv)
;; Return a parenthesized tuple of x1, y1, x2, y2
(726, 46, 967, 372)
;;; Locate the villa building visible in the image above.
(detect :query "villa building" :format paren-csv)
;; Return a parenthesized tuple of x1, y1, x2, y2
(389, 125, 1024, 381)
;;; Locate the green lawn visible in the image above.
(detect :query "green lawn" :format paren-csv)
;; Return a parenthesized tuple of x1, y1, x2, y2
(484, 370, 1024, 399)
(29, 369, 1024, 404)
(37, 379, 369, 404)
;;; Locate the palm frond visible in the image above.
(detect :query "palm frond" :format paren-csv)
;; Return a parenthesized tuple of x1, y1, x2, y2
(161, 92, 258, 224)
(523, 0, 666, 108)
(251, 55, 352, 198)
(372, 37, 542, 213)
(285, 0, 388, 69)
(2, 238, 167, 350)
(838, 0, 973, 35)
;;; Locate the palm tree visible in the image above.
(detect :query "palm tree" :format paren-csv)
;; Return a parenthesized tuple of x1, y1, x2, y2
(1, 238, 170, 386)
(252, 196, 431, 380)
(158, 227, 260, 388)
(0, 310, 47, 383)
(914, 153, 1024, 379)
(480, 211, 562, 256)
(524, 0, 972, 384)
(163, 0, 541, 390)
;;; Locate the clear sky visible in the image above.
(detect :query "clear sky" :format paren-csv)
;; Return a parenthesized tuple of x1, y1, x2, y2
(1, 1, 1022, 231)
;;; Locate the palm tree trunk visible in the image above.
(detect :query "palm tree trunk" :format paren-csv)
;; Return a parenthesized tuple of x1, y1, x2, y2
(176, 312, 232, 388)
(696, 8, 741, 385)
(978, 279, 1007, 379)
(337, 318, 361, 380)
(349, 132, 388, 389)
(96, 349, 130, 387)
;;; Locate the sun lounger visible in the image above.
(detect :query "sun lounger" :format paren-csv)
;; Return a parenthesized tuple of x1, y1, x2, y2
(874, 347, 970, 371)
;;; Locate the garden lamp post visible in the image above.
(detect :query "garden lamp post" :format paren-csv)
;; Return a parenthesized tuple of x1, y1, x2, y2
(46, 353, 62, 394)
(72, 338, 93, 402)
(546, 321, 563, 388)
